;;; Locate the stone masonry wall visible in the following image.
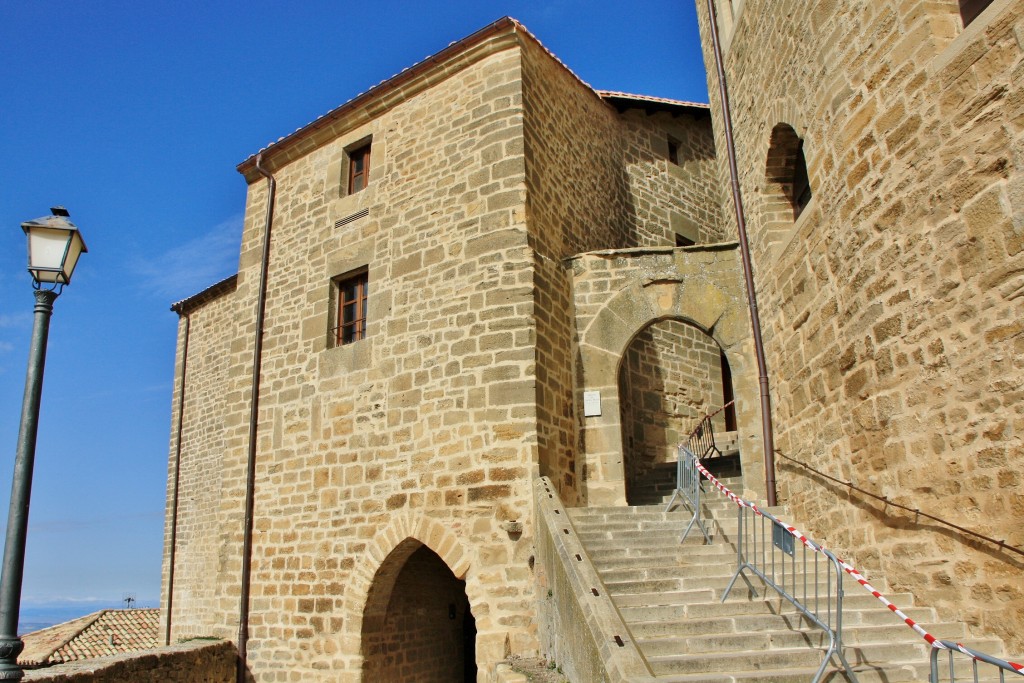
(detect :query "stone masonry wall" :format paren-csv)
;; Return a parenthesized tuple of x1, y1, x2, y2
(696, 0, 1024, 651)
(167, 38, 541, 681)
(619, 110, 727, 246)
(162, 286, 246, 643)
(619, 318, 726, 484)
(519, 31, 726, 505)
(520, 34, 629, 505)
(23, 640, 236, 683)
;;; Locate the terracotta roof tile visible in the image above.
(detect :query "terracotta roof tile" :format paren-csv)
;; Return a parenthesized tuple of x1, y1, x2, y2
(19, 609, 160, 668)
(596, 90, 710, 110)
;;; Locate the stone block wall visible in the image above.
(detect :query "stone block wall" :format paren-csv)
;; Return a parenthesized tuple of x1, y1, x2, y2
(166, 34, 540, 680)
(165, 18, 741, 680)
(23, 640, 235, 683)
(618, 110, 727, 246)
(162, 281, 246, 644)
(696, 0, 1024, 651)
(519, 31, 727, 506)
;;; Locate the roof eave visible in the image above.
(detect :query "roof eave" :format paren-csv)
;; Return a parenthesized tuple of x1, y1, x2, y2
(236, 16, 522, 182)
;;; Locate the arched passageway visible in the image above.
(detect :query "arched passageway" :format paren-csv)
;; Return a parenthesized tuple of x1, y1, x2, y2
(361, 541, 477, 682)
(618, 318, 736, 505)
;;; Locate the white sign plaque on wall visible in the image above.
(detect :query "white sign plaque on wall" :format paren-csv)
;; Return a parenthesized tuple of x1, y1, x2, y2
(583, 390, 602, 417)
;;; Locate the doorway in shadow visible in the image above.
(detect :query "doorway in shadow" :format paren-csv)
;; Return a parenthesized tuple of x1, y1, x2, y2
(618, 318, 735, 505)
(361, 541, 476, 682)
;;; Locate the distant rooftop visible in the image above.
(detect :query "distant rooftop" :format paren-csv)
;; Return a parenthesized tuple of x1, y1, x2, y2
(19, 609, 160, 668)
(597, 91, 710, 115)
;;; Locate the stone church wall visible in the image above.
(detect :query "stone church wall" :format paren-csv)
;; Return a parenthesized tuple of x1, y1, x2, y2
(696, 0, 1024, 651)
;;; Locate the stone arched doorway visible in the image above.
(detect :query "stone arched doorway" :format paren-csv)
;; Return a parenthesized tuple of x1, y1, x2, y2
(361, 540, 477, 682)
(570, 246, 763, 506)
(618, 318, 737, 505)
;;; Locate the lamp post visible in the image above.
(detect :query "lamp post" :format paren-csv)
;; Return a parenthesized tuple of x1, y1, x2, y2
(0, 207, 87, 679)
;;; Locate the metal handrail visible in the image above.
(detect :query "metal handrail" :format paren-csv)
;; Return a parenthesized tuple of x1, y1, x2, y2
(931, 639, 1024, 681)
(684, 401, 734, 460)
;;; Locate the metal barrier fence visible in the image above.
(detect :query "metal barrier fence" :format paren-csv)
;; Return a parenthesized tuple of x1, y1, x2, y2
(672, 440, 1023, 683)
(665, 446, 710, 543)
(930, 639, 1023, 681)
(688, 453, 860, 682)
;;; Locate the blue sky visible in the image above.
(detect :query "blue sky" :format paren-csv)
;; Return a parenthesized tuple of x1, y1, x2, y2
(0, 1, 709, 609)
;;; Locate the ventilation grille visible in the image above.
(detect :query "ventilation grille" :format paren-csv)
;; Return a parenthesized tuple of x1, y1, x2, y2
(335, 208, 369, 229)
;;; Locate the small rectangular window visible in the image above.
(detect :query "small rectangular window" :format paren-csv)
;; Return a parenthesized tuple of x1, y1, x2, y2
(335, 269, 368, 345)
(348, 143, 371, 194)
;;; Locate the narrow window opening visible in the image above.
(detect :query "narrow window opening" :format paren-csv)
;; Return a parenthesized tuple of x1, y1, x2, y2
(335, 269, 368, 346)
(348, 143, 371, 195)
(791, 142, 812, 220)
(675, 233, 695, 247)
(959, 0, 994, 26)
(667, 136, 681, 165)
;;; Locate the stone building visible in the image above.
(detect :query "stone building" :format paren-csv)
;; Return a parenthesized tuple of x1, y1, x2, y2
(695, 0, 1024, 655)
(162, 2, 1024, 680)
(162, 17, 759, 682)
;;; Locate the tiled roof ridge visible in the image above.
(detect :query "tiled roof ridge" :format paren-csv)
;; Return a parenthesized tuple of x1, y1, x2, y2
(17, 610, 105, 667)
(170, 272, 238, 314)
(596, 90, 710, 109)
(51, 608, 160, 664)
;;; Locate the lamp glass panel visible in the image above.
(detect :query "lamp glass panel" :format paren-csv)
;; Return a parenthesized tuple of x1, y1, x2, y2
(27, 228, 72, 283)
(61, 232, 86, 283)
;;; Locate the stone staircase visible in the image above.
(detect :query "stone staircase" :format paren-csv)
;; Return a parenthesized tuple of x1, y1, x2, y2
(568, 474, 1007, 682)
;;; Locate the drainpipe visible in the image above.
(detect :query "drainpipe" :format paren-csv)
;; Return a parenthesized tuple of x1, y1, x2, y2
(706, 0, 778, 506)
(164, 313, 190, 645)
(238, 153, 276, 681)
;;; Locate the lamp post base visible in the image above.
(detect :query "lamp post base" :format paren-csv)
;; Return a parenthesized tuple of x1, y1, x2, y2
(0, 635, 24, 679)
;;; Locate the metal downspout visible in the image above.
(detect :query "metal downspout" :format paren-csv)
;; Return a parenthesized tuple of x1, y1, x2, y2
(238, 154, 276, 681)
(706, 0, 778, 506)
(164, 313, 190, 645)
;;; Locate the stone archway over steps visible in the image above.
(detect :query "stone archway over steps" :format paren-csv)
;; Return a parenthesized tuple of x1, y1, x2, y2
(570, 245, 764, 506)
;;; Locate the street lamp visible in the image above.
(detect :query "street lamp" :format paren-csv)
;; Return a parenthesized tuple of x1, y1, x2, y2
(0, 207, 87, 679)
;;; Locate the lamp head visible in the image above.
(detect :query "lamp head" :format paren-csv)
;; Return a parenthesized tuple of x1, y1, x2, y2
(21, 206, 88, 286)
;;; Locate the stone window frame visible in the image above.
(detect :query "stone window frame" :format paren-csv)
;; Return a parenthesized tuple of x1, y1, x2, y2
(713, 0, 746, 53)
(763, 122, 816, 260)
(332, 267, 369, 347)
(932, 0, 1014, 74)
(959, 0, 996, 26)
(325, 129, 380, 209)
(347, 141, 372, 195)
(764, 123, 813, 223)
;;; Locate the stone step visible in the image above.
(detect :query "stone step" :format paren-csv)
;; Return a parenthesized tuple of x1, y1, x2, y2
(637, 622, 974, 657)
(625, 605, 941, 638)
(647, 639, 941, 676)
(613, 591, 921, 616)
(604, 572, 863, 599)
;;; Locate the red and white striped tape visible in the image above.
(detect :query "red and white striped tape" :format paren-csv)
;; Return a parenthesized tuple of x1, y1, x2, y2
(688, 454, 1024, 674)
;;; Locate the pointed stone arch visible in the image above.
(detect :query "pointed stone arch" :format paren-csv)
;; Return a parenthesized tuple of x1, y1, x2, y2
(572, 248, 764, 505)
(339, 513, 476, 669)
